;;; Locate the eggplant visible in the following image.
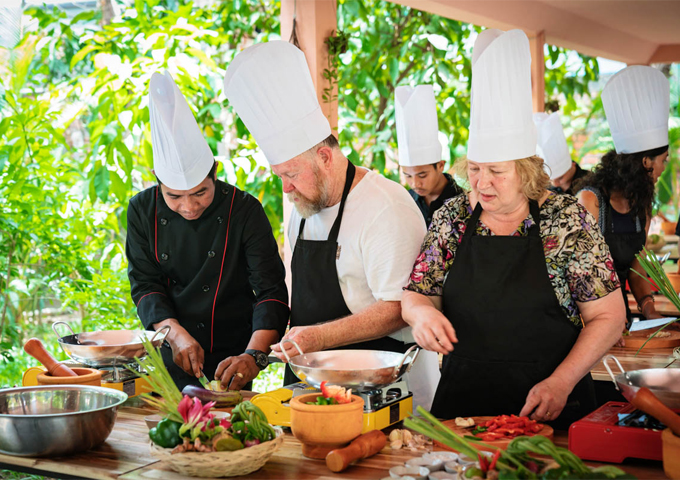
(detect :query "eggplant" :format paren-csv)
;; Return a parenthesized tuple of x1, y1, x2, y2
(181, 384, 242, 407)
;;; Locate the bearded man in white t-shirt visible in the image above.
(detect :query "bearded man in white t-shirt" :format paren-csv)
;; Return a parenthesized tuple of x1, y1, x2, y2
(224, 41, 438, 408)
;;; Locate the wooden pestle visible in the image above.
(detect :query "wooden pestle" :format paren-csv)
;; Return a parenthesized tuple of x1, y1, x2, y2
(630, 387, 680, 437)
(325, 430, 387, 473)
(24, 338, 78, 377)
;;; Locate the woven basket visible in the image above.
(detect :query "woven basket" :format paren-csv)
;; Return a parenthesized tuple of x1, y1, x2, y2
(149, 427, 284, 477)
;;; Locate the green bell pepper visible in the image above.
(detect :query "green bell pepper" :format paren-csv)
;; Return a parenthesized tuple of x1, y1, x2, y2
(149, 418, 182, 448)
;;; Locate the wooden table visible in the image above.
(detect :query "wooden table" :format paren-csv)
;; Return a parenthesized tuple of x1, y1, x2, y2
(0, 397, 669, 479)
(590, 346, 680, 382)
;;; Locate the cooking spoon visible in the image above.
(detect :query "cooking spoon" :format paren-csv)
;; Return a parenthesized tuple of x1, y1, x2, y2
(630, 386, 680, 437)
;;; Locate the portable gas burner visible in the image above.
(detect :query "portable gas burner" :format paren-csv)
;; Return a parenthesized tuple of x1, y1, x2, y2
(252, 380, 413, 433)
(568, 401, 672, 463)
(22, 322, 168, 397)
(22, 361, 153, 397)
(252, 341, 420, 433)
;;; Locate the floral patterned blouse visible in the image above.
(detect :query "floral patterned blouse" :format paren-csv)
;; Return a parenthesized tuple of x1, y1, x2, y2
(406, 192, 620, 327)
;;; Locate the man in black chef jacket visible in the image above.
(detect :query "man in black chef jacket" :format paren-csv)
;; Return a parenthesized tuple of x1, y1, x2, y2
(126, 71, 289, 391)
(395, 84, 463, 227)
(224, 42, 433, 406)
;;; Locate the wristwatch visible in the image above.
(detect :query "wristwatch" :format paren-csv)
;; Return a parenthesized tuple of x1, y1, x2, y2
(245, 349, 269, 370)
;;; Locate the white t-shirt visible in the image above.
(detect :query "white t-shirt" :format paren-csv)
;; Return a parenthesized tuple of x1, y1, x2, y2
(288, 168, 426, 342)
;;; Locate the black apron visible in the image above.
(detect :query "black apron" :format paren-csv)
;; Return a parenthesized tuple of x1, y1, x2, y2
(603, 199, 645, 326)
(431, 200, 595, 428)
(285, 162, 406, 385)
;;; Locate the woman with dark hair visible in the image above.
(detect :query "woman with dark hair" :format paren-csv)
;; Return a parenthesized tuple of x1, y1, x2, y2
(577, 66, 670, 325)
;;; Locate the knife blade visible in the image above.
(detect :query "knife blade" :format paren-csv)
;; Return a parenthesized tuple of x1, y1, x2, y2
(629, 317, 678, 332)
(198, 372, 211, 390)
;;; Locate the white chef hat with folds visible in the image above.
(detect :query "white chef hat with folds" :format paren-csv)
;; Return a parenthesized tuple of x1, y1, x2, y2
(602, 65, 670, 154)
(223, 41, 331, 166)
(533, 112, 572, 179)
(395, 85, 443, 167)
(467, 29, 536, 163)
(149, 71, 214, 190)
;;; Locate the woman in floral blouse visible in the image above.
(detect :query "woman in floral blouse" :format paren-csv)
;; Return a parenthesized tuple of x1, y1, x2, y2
(402, 28, 625, 427)
(402, 154, 626, 427)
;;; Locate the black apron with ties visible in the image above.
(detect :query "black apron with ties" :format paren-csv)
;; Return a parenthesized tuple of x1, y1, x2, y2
(284, 162, 406, 385)
(431, 200, 595, 428)
(603, 199, 646, 326)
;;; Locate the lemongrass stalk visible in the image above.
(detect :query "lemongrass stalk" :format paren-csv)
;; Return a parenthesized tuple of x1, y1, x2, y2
(631, 247, 680, 355)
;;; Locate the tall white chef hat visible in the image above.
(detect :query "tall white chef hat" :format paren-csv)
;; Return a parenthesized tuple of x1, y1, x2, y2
(223, 41, 332, 166)
(533, 112, 572, 179)
(467, 29, 536, 163)
(395, 85, 443, 167)
(602, 65, 670, 154)
(149, 71, 214, 190)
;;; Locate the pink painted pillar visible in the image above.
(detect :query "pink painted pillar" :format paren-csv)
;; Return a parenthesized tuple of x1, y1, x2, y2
(529, 30, 546, 113)
(280, 0, 338, 300)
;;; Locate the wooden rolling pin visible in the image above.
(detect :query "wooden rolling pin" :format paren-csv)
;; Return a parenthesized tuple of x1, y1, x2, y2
(630, 386, 680, 437)
(24, 338, 78, 377)
(325, 430, 387, 473)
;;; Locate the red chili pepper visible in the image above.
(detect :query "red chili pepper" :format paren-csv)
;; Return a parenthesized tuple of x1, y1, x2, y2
(489, 449, 501, 471)
(478, 452, 490, 473)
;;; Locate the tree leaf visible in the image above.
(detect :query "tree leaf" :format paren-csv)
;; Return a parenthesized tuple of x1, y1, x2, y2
(93, 165, 110, 202)
(70, 44, 99, 70)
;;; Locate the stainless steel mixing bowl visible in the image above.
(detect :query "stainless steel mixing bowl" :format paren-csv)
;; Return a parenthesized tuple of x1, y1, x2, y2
(0, 385, 128, 457)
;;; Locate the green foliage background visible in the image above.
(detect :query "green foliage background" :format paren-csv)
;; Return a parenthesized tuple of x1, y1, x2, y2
(0, 0, 610, 389)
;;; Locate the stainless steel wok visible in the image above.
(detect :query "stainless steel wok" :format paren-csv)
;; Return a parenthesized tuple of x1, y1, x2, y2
(283, 340, 420, 390)
(0, 385, 127, 457)
(604, 354, 680, 409)
(53, 322, 170, 367)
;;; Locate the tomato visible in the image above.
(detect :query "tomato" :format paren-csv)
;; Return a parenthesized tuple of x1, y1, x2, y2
(319, 381, 352, 404)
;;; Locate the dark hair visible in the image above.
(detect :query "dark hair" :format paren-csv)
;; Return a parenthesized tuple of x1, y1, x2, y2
(156, 161, 218, 186)
(575, 145, 668, 219)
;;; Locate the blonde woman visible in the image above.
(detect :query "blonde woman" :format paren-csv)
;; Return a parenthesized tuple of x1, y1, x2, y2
(401, 28, 625, 428)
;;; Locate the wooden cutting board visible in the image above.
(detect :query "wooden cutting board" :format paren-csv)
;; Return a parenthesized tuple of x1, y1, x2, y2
(623, 330, 680, 350)
(433, 416, 554, 452)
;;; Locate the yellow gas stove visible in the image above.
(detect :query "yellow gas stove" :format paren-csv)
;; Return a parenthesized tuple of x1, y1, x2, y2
(251, 381, 412, 433)
(22, 363, 152, 398)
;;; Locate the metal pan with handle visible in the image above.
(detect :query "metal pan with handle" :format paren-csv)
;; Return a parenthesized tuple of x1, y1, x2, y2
(53, 322, 170, 367)
(603, 354, 680, 409)
(282, 339, 420, 391)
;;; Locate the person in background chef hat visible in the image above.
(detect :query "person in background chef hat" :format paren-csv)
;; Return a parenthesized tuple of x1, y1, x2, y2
(125, 71, 289, 391)
(395, 85, 463, 227)
(224, 41, 434, 406)
(533, 111, 589, 196)
(401, 29, 625, 427)
(577, 66, 670, 329)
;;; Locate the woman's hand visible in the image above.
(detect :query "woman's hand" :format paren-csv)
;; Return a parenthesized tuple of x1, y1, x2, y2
(402, 290, 457, 355)
(519, 375, 572, 422)
(409, 305, 457, 355)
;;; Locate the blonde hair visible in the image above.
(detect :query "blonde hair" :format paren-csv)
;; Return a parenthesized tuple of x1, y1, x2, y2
(455, 156, 550, 201)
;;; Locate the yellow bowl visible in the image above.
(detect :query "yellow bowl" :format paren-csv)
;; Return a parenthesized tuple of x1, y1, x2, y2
(290, 392, 364, 458)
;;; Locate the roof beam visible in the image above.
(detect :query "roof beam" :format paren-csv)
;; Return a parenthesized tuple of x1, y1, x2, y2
(648, 45, 680, 64)
(387, 0, 659, 64)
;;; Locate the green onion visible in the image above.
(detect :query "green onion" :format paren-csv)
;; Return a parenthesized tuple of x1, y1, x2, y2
(632, 247, 680, 354)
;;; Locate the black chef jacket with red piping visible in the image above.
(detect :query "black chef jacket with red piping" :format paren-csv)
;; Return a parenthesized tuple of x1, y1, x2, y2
(125, 180, 289, 379)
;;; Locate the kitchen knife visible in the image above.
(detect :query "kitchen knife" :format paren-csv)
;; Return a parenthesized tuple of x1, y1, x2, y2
(198, 371, 211, 389)
(629, 317, 678, 332)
